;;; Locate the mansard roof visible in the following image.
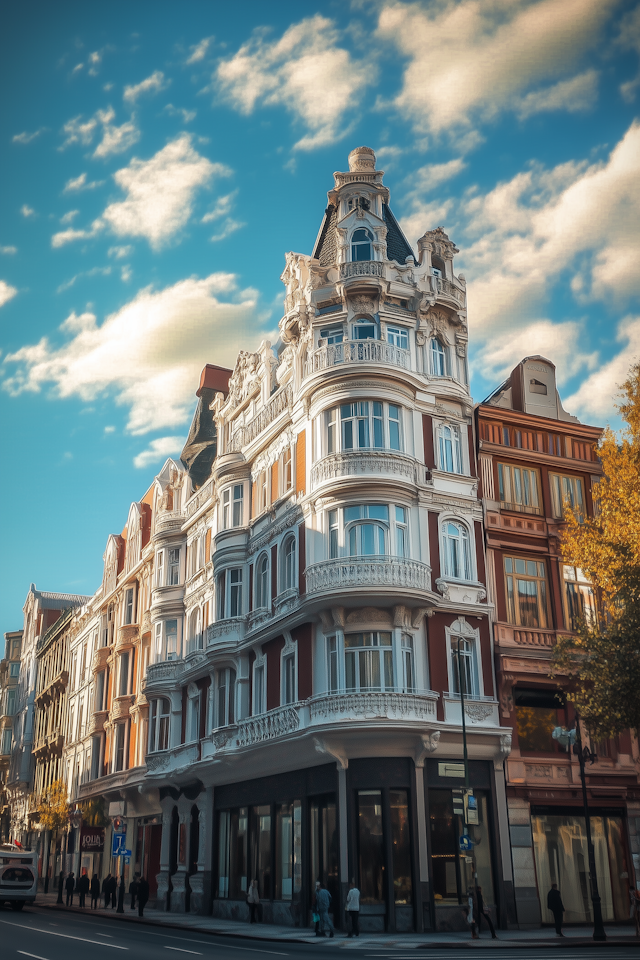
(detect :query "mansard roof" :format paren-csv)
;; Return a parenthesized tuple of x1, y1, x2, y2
(383, 203, 415, 265)
(27, 584, 91, 610)
(312, 200, 415, 267)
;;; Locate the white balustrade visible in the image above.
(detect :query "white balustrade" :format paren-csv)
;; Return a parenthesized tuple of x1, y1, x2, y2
(306, 339, 410, 377)
(305, 557, 430, 594)
(311, 451, 422, 487)
(235, 704, 300, 747)
(309, 690, 438, 722)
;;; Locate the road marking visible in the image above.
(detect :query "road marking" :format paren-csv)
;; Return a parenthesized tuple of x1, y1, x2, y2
(142, 930, 288, 954)
(164, 949, 202, 956)
(96, 933, 113, 937)
(18, 953, 51, 960)
(0, 919, 128, 949)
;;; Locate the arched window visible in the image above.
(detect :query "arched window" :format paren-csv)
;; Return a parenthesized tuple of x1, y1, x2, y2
(345, 505, 389, 557)
(149, 697, 170, 752)
(442, 521, 472, 581)
(451, 635, 478, 697)
(438, 424, 462, 474)
(256, 554, 269, 609)
(431, 255, 445, 278)
(187, 684, 200, 743)
(283, 536, 296, 592)
(351, 227, 373, 262)
(430, 338, 447, 377)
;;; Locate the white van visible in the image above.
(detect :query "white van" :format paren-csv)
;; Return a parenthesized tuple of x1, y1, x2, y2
(0, 844, 38, 910)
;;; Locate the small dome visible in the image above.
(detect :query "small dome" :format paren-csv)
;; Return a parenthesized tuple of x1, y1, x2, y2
(348, 146, 376, 172)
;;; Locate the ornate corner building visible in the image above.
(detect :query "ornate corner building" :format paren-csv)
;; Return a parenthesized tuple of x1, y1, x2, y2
(4, 148, 639, 932)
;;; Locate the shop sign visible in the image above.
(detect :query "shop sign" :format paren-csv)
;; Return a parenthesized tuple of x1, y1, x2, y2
(80, 826, 105, 852)
(459, 834, 473, 852)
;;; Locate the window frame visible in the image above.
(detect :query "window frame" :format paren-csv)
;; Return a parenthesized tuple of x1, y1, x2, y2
(253, 658, 266, 716)
(350, 227, 373, 262)
(325, 401, 404, 455)
(148, 697, 171, 753)
(504, 555, 550, 629)
(437, 423, 463, 474)
(561, 564, 596, 631)
(429, 337, 448, 377)
(497, 462, 541, 515)
(445, 620, 483, 699)
(216, 667, 236, 728)
(281, 534, 297, 593)
(441, 520, 473, 582)
(255, 553, 270, 610)
(281, 642, 297, 706)
(549, 472, 585, 520)
(385, 325, 409, 349)
(222, 484, 245, 529)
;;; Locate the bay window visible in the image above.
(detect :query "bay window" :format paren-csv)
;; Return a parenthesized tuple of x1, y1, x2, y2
(148, 697, 170, 752)
(442, 521, 472, 580)
(216, 667, 236, 728)
(320, 326, 343, 345)
(217, 568, 244, 619)
(438, 424, 462, 474)
(329, 503, 410, 559)
(168, 548, 180, 585)
(222, 484, 244, 529)
(504, 556, 549, 628)
(498, 463, 541, 514)
(562, 565, 596, 630)
(155, 618, 179, 661)
(345, 631, 394, 692)
(550, 473, 585, 520)
(326, 401, 403, 454)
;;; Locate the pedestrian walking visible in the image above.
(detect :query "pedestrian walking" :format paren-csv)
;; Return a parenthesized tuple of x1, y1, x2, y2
(316, 881, 334, 938)
(463, 884, 479, 939)
(137, 876, 149, 917)
(345, 881, 360, 938)
(102, 873, 112, 908)
(108, 872, 118, 908)
(311, 880, 321, 936)
(247, 879, 260, 923)
(78, 871, 89, 908)
(129, 873, 139, 910)
(476, 885, 497, 939)
(90, 873, 100, 909)
(65, 871, 75, 906)
(547, 883, 565, 936)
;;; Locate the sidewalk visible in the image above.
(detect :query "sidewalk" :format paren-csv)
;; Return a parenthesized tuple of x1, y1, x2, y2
(33, 893, 638, 948)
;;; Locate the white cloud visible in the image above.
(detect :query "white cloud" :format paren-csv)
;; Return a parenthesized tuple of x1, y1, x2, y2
(123, 70, 169, 104)
(72, 63, 84, 74)
(2, 273, 268, 435)
(565, 316, 640, 422)
(516, 69, 599, 119)
(63, 172, 105, 193)
(20, 205, 35, 218)
(164, 104, 197, 122)
(0, 246, 17, 255)
(121, 265, 132, 282)
(409, 158, 466, 194)
(210, 219, 244, 242)
(60, 210, 80, 225)
(13, 128, 45, 144)
(101, 135, 229, 248)
(56, 266, 111, 293)
(201, 190, 237, 222)
(0, 281, 18, 308)
(616, 4, 640, 103)
(51, 223, 102, 248)
(88, 51, 102, 76)
(377, 0, 616, 136)
(104, 424, 116, 433)
(186, 36, 213, 64)
(108, 245, 133, 259)
(60, 107, 140, 158)
(133, 436, 184, 469)
(216, 15, 371, 149)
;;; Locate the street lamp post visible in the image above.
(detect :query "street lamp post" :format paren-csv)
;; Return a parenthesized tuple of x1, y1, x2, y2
(552, 720, 606, 941)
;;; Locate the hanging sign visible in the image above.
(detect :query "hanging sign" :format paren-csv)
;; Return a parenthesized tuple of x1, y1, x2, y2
(80, 826, 105, 852)
(112, 832, 127, 856)
(459, 834, 474, 852)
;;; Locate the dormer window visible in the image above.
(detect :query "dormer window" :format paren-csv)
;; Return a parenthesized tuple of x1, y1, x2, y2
(351, 228, 373, 262)
(432, 255, 445, 277)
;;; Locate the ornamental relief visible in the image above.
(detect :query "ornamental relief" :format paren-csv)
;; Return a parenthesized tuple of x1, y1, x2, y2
(345, 606, 392, 626)
(248, 505, 302, 553)
(250, 426, 296, 480)
(310, 379, 414, 407)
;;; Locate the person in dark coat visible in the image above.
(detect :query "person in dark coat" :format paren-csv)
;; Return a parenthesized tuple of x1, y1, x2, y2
(547, 883, 565, 936)
(65, 871, 75, 906)
(90, 874, 100, 909)
(476, 885, 497, 939)
(129, 873, 139, 910)
(107, 873, 118, 908)
(137, 876, 149, 917)
(102, 873, 112, 908)
(78, 871, 90, 908)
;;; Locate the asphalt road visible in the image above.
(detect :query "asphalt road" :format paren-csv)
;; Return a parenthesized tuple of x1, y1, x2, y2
(0, 906, 637, 960)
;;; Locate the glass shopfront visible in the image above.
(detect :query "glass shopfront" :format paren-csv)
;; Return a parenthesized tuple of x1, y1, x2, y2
(310, 795, 339, 907)
(532, 809, 630, 923)
(429, 788, 494, 905)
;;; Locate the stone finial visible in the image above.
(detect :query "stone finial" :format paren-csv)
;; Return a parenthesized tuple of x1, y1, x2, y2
(348, 146, 376, 172)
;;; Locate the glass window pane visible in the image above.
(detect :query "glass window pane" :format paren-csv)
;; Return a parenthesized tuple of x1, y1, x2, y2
(358, 791, 384, 903)
(390, 790, 412, 904)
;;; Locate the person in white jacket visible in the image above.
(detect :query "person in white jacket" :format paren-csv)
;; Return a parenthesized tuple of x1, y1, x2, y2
(345, 881, 360, 938)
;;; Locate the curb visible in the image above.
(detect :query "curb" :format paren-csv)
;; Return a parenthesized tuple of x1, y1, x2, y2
(31, 902, 639, 949)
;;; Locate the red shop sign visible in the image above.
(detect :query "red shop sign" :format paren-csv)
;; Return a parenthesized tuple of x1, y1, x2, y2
(80, 826, 105, 852)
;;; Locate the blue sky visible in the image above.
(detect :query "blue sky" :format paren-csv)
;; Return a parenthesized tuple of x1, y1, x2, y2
(1, 0, 639, 629)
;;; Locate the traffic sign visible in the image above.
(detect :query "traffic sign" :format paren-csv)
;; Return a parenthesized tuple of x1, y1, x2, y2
(459, 834, 474, 852)
(112, 832, 127, 856)
(124, 850, 131, 864)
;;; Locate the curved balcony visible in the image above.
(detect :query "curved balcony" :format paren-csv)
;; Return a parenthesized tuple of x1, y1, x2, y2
(308, 690, 438, 723)
(305, 556, 430, 596)
(206, 618, 246, 646)
(429, 273, 465, 307)
(153, 513, 183, 540)
(311, 450, 424, 489)
(110, 695, 135, 721)
(305, 339, 410, 378)
(91, 646, 110, 674)
(144, 659, 184, 690)
(339, 260, 384, 281)
(88, 710, 108, 736)
(116, 624, 139, 651)
(236, 704, 301, 748)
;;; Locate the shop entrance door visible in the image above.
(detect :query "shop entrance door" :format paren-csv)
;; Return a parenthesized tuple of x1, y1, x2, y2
(310, 795, 338, 919)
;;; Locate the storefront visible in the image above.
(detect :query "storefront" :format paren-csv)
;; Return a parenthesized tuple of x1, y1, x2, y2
(531, 806, 631, 923)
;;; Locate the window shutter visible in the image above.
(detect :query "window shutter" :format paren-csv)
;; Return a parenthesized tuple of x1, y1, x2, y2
(422, 414, 435, 468)
(296, 430, 306, 495)
(205, 528, 211, 562)
(271, 461, 279, 501)
(251, 481, 257, 519)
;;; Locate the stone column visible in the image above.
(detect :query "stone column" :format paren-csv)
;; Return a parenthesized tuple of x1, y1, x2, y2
(188, 786, 213, 914)
(155, 800, 174, 911)
(170, 798, 191, 913)
(494, 757, 517, 927)
(508, 797, 541, 927)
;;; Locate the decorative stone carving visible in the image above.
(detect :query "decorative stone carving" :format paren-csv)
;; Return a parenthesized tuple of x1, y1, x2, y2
(465, 702, 494, 723)
(310, 691, 437, 722)
(346, 607, 393, 626)
(349, 294, 376, 316)
(306, 557, 430, 594)
(236, 705, 300, 747)
(500, 733, 512, 756)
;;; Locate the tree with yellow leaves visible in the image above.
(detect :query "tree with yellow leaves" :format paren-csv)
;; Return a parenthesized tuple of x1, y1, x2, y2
(36, 779, 69, 834)
(553, 362, 640, 739)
